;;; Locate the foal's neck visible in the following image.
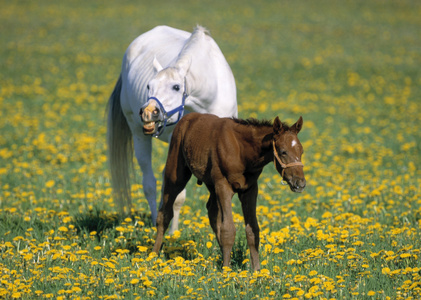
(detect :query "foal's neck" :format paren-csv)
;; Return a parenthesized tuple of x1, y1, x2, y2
(243, 126, 274, 170)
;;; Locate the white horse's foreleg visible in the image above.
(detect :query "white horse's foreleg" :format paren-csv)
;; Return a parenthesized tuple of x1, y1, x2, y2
(133, 137, 158, 225)
(169, 189, 186, 234)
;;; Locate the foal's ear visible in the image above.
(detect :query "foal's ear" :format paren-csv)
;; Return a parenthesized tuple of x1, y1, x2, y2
(153, 56, 164, 73)
(175, 55, 192, 78)
(273, 116, 284, 135)
(291, 116, 303, 134)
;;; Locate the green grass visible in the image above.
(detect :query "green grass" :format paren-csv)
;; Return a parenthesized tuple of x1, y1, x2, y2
(1, 0, 420, 299)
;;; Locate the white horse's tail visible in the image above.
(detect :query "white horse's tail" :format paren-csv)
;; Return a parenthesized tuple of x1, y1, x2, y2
(107, 75, 133, 214)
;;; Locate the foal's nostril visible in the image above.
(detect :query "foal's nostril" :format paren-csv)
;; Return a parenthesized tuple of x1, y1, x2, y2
(293, 177, 306, 190)
(299, 178, 306, 189)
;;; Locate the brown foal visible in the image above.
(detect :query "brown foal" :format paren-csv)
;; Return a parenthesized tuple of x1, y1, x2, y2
(152, 113, 306, 271)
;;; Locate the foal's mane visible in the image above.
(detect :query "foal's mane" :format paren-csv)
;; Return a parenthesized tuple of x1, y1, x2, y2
(232, 117, 291, 130)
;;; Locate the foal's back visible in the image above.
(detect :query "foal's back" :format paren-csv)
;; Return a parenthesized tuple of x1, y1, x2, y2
(170, 113, 242, 185)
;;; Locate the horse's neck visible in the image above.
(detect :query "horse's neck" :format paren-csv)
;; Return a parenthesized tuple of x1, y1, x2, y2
(182, 42, 218, 100)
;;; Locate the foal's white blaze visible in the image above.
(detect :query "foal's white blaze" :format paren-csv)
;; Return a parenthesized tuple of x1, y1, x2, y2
(291, 138, 300, 161)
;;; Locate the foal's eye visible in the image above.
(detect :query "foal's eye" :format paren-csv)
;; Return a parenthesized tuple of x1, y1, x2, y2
(281, 150, 287, 156)
(173, 84, 180, 91)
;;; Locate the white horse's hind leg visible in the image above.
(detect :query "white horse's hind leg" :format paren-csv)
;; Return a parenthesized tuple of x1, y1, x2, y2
(133, 136, 158, 225)
(169, 189, 186, 234)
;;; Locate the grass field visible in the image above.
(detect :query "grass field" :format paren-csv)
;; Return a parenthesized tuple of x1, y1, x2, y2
(1, 0, 420, 299)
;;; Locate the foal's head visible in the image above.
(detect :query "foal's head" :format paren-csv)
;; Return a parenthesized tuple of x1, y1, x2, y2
(272, 116, 306, 193)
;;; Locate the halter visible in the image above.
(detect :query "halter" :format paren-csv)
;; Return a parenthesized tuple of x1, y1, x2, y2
(272, 140, 303, 178)
(148, 78, 188, 138)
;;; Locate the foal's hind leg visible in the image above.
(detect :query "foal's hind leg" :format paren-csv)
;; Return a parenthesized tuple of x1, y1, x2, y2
(238, 183, 260, 271)
(159, 168, 186, 234)
(208, 181, 235, 268)
(169, 189, 186, 234)
(206, 188, 219, 240)
(152, 158, 191, 254)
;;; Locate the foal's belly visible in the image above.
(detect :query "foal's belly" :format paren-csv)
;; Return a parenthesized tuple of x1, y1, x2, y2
(183, 146, 213, 183)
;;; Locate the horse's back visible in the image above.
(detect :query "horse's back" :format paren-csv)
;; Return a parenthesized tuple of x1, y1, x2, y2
(125, 26, 190, 64)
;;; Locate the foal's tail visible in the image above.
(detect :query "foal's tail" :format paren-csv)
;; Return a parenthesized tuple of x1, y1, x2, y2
(107, 74, 133, 214)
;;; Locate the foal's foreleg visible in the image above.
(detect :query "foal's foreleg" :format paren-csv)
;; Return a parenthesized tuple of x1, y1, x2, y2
(239, 184, 260, 271)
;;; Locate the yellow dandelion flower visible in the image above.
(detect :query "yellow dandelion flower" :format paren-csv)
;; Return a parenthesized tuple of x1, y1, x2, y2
(45, 180, 55, 188)
(130, 278, 139, 285)
(143, 279, 153, 287)
(206, 241, 212, 249)
(63, 216, 72, 223)
(137, 246, 148, 252)
(58, 226, 68, 232)
(115, 226, 125, 232)
(367, 291, 376, 296)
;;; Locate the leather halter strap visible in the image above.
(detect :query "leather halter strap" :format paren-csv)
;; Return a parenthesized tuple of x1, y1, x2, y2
(272, 140, 303, 177)
(147, 78, 188, 138)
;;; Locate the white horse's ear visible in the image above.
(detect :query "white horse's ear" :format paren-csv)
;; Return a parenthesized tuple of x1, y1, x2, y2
(153, 56, 163, 72)
(175, 55, 192, 78)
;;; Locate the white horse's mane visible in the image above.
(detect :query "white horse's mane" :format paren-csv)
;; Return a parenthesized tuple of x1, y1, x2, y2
(177, 25, 211, 60)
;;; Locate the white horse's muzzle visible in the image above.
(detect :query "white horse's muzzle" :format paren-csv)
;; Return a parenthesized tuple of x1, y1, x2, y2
(139, 93, 187, 137)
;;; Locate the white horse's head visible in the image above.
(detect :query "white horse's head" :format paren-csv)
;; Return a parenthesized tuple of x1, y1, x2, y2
(140, 56, 191, 137)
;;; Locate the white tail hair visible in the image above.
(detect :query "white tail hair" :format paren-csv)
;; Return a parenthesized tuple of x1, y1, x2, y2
(107, 74, 133, 214)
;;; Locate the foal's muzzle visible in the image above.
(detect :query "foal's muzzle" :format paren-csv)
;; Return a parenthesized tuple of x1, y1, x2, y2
(288, 177, 306, 193)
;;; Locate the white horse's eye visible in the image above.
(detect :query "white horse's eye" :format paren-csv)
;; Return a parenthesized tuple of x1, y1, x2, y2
(147, 85, 150, 90)
(173, 84, 180, 91)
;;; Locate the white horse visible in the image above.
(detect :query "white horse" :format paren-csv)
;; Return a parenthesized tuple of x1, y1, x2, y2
(107, 25, 237, 232)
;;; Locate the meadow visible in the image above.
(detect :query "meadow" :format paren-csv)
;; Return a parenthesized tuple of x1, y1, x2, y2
(0, 0, 420, 299)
